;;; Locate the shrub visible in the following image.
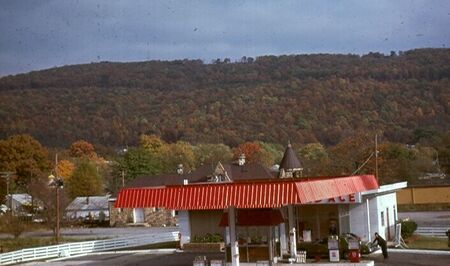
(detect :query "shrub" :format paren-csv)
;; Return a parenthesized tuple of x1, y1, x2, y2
(192, 233, 223, 243)
(401, 219, 418, 239)
(0, 214, 27, 239)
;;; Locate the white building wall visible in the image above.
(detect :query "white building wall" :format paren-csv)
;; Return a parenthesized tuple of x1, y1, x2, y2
(348, 202, 370, 241)
(178, 210, 191, 245)
(372, 193, 397, 240)
(348, 192, 399, 242)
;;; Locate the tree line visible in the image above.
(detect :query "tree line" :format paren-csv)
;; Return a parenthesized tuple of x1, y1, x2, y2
(1, 132, 448, 206)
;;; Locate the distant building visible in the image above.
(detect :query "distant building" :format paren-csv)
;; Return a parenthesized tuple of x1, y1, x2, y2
(4, 193, 43, 220)
(65, 195, 110, 222)
(278, 142, 303, 178)
(109, 158, 275, 227)
(397, 176, 450, 206)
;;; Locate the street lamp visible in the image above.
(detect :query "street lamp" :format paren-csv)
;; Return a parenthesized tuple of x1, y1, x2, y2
(48, 174, 63, 244)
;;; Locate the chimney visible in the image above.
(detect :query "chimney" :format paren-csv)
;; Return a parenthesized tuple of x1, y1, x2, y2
(86, 196, 89, 204)
(177, 164, 184, 175)
(183, 179, 188, 185)
(238, 154, 246, 166)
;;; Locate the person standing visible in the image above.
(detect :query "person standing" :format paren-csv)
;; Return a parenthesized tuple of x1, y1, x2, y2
(373, 232, 388, 259)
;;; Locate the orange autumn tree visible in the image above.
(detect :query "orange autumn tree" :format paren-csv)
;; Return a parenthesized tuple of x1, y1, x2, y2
(56, 159, 75, 181)
(69, 140, 96, 159)
(233, 142, 262, 163)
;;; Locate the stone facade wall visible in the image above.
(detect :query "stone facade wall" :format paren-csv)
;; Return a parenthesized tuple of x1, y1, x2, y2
(108, 201, 177, 227)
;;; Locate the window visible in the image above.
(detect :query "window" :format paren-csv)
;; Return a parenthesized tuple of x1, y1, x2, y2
(381, 211, 385, 226)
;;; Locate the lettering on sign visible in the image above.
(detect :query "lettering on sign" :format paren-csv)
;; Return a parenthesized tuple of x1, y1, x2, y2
(307, 193, 361, 204)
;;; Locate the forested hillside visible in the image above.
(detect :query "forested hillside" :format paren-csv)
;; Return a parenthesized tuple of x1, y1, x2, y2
(0, 48, 449, 148)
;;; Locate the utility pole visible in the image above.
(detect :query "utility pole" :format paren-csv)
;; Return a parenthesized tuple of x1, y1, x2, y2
(49, 154, 63, 244)
(0, 172, 15, 213)
(55, 154, 60, 244)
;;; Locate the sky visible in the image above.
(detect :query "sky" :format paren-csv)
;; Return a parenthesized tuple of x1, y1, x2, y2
(1, 0, 449, 77)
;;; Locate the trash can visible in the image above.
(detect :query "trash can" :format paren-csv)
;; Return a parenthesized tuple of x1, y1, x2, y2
(348, 238, 361, 263)
(328, 235, 340, 262)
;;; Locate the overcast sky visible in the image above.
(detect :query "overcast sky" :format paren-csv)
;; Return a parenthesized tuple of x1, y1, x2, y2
(1, 0, 449, 77)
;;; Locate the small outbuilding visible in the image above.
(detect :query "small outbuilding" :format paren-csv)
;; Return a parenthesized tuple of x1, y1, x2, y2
(65, 195, 110, 222)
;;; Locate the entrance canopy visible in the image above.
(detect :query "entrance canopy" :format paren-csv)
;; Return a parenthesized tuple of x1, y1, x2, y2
(115, 175, 378, 210)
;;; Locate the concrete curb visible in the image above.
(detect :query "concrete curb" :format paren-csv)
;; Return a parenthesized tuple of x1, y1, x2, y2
(388, 248, 450, 255)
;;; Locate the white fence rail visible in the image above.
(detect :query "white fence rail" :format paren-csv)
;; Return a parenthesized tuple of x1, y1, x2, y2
(416, 227, 448, 238)
(0, 231, 179, 265)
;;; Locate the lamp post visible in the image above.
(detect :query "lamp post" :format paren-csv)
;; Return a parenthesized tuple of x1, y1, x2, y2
(48, 174, 63, 244)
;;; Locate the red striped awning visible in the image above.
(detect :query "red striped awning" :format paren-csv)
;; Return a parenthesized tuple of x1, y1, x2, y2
(114, 175, 378, 210)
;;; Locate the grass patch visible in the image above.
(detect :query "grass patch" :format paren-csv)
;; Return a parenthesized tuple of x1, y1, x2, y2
(0, 236, 109, 253)
(405, 235, 449, 250)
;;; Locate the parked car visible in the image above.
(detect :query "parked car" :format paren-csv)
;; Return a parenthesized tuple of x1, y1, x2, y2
(297, 233, 379, 259)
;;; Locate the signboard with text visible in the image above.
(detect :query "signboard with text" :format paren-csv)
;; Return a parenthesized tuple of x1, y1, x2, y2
(306, 193, 362, 204)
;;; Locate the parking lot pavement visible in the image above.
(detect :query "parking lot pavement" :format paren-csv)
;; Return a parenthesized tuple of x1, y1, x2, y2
(365, 250, 450, 266)
(25, 251, 225, 266)
(24, 249, 450, 266)
(398, 211, 450, 227)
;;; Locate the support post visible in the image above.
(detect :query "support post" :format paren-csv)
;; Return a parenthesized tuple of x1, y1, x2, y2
(366, 198, 371, 242)
(228, 206, 239, 266)
(288, 205, 297, 258)
(268, 226, 274, 265)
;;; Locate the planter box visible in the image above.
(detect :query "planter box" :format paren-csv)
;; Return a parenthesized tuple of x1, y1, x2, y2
(183, 242, 225, 252)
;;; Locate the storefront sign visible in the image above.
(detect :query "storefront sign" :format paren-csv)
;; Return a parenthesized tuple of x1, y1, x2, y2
(306, 193, 361, 204)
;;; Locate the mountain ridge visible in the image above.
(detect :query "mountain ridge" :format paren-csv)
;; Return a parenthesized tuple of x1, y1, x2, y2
(0, 48, 449, 148)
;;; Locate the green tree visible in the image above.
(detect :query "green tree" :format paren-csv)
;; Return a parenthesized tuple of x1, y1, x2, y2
(193, 143, 233, 167)
(327, 133, 374, 176)
(378, 142, 415, 183)
(437, 131, 450, 175)
(257, 142, 284, 166)
(114, 147, 163, 183)
(161, 141, 196, 172)
(67, 160, 103, 199)
(298, 143, 329, 176)
(139, 134, 166, 154)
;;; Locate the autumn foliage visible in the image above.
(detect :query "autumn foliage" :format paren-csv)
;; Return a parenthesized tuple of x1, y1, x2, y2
(0, 49, 448, 148)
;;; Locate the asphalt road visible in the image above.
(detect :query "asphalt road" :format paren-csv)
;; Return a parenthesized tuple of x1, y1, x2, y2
(398, 211, 450, 227)
(23, 250, 450, 266)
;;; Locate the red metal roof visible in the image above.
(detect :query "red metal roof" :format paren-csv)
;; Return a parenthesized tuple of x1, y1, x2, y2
(114, 175, 378, 210)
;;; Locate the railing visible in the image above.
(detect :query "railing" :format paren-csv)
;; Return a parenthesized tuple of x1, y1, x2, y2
(415, 227, 448, 238)
(0, 231, 179, 265)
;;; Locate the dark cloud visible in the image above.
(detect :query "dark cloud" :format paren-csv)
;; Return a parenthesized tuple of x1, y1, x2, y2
(1, 0, 449, 76)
